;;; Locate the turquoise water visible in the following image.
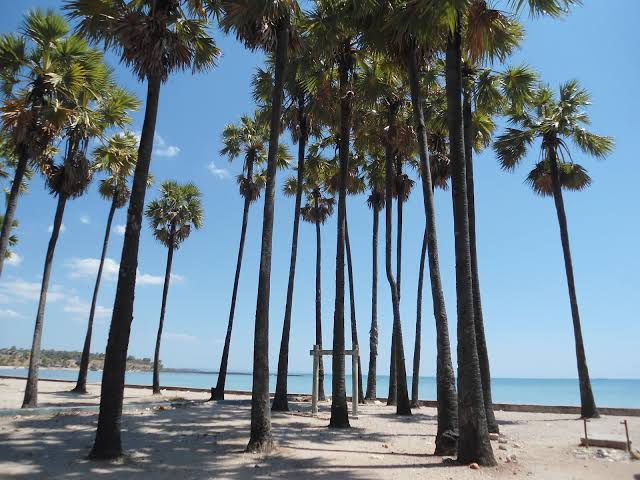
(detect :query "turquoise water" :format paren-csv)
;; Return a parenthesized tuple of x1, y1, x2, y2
(2, 368, 638, 408)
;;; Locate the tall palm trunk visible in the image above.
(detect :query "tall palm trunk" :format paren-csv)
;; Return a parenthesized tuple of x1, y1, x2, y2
(212, 156, 254, 401)
(22, 193, 67, 408)
(407, 44, 458, 455)
(73, 195, 118, 393)
(411, 228, 427, 408)
(463, 91, 498, 433)
(273, 94, 307, 412)
(387, 333, 397, 405)
(446, 23, 495, 466)
(152, 234, 174, 395)
(365, 205, 379, 401)
(548, 147, 598, 419)
(246, 20, 289, 453)
(345, 215, 364, 403)
(314, 201, 326, 402)
(384, 100, 411, 416)
(0, 148, 28, 278)
(329, 42, 352, 429)
(90, 75, 161, 460)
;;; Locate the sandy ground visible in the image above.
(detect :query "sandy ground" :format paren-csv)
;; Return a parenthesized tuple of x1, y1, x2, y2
(0, 378, 639, 479)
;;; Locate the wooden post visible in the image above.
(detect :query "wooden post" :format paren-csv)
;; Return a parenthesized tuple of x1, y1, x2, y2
(352, 345, 358, 418)
(583, 418, 589, 448)
(622, 420, 631, 452)
(311, 345, 319, 416)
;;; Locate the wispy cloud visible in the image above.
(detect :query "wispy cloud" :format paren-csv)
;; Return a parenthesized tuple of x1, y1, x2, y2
(164, 332, 197, 343)
(207, 161, 230, 179)
(65, 257, 184, 286)
(6, 252, 22, 267)
(47, 224, 66, 234)
(80, 215, 90, 225)
(155, 134, 180, 157)
(0, 308, 23, 319)
(63, 295, 111, 319)
(65, 257, 119, 282)
(114, 224, 126, 236)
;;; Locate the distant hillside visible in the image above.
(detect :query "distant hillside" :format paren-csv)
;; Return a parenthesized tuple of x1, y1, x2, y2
(0, 347, 161, 371)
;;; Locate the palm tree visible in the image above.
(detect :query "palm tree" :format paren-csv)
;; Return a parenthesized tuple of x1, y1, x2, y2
(212, 113, 289, 401)
(66, 0, 219, 459)
(72, 132, 140, 394)
(22, 42, 137, 409)
(295, 153, 335, 403)
(146, 181, 203, 394)
(0, 11, 79, 278)
(363, 158, 384, 401)
(494, 81, 612, 419)
(217, 0, 300, 453)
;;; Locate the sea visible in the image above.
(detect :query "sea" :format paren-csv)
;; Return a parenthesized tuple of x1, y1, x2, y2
(1, 367, 639, 408)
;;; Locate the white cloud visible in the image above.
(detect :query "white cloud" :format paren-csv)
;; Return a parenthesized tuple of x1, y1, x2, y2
(80, 215, 90, 224)
(65, 257, 184, 286)
(65, 257, 119, 282)
(164, 332, 197, 343)
(63, 295, 111, 319)
(135, 132, 180, 158)
(114, 224, 126, 236)
(6, 252, 22, 267)
(47, 224, 66, 234)
(137, 272, 184, 286)
(207, 161, 230, 179)
(0, 308, 22, 318)
(0, 278, 65, 303)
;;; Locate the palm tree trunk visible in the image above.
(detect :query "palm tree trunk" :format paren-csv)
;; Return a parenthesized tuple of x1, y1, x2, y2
(365, 206, 379, 401)
(384, 100, 411, 417)
(273, 94, 307, 412)
(152, 239, 174, 395)
(90, 74, 161, 460)
(315, 209, 326, 402)
(0, 148, 28, 279)
(407, 44, 458, 455)
(446, 23, 495, 466)
(329, 41, 352, 429)
(73, 195, 117, 394)
(411, 228, 427, 408)
(548, 147, 598, 419)
(22, 193, 67, 408)
(345, 214, 364, 403)
(212, 158, 254, 401)
(387, 331, 397, 405)
(246, 20, 289, 453)
(463, 91, 498, 433)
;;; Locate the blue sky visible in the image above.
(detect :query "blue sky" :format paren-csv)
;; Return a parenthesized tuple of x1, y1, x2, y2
(0, 1, 638, 379)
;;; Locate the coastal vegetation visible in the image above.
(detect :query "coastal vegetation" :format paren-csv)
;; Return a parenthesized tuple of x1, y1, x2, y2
(0, 347, 159, 371)
(0, 0, 615, 472)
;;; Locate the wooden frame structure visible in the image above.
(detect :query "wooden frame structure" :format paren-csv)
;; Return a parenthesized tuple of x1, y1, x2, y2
(309, 345, 359, 418)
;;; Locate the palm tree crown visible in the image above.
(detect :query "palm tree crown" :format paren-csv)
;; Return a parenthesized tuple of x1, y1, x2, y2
(145, 180, 204, 249)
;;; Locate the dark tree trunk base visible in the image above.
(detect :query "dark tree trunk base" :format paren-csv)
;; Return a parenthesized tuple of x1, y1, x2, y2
(70, 386, 88, 394)
(434, 430, 459, 456)
(271, 394, 289, 412)
(88, 447, 124, 461)
(152, 390, 161, 395)
(210, 387, 224, 401)
(245, 437, 275, 454)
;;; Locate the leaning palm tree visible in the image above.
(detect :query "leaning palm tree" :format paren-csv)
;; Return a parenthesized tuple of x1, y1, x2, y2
(72, 131, 139, 394)
(0, 216, 17, 259)
(212, 113, 289, 401)
(146, 181, 203, 394)
(217, 0, 300, 453)
(65, 0, 219, 459)
(22, 41, 136, 409)
(0, 11, 78, 279)
(494, 81, 612, 419)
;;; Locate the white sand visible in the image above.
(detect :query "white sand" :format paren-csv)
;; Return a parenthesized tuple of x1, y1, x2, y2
(0, 378, 638, 479)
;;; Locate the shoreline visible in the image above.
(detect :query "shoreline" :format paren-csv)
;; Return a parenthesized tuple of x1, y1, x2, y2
(2, 375, 639, 417)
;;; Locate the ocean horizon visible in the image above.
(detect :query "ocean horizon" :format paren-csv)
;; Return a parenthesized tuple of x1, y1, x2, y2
(1, 367, 638, 408)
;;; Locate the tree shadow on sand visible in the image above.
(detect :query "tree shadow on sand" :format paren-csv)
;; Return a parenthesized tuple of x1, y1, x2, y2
(0, 399, 461, 479)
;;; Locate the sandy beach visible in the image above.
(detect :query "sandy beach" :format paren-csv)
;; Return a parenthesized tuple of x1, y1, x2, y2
(0, 378, 638, 479)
